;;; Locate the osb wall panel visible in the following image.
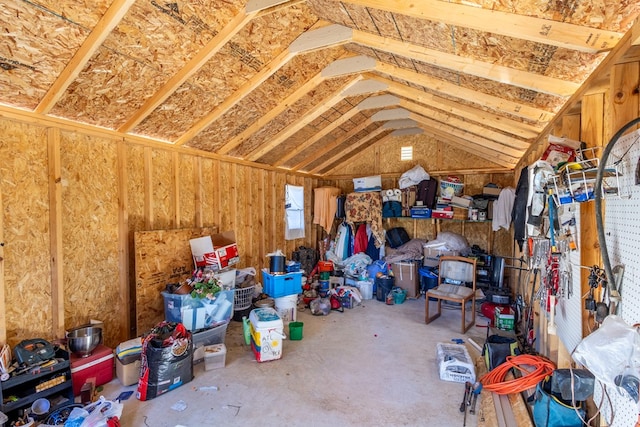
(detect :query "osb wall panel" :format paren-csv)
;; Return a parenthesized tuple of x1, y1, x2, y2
(201, 157, 216, 227)
(0, 120, 51, 347)
(60, 132, 120, 347)
(152, 149, 174, 230)
(134, 227, 216, 336)
(178, 154, 196, 228)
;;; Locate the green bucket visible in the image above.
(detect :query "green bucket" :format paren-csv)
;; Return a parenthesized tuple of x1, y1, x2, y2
(289, 321, 304, 340)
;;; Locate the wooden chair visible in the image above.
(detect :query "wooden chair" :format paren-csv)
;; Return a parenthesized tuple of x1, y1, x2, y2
(425, 256, 477, 333)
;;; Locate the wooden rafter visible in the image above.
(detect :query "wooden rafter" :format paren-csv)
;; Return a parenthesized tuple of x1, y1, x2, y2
(411, 115, 521, 167)
(293, 119, 374, 171)
(217, 72, 326, 155)
(371, 75, 542, 139)
(349, 27, 580, 97)
(246, 75, 365, 161)
(273, 107, 360, 167)
(408, 111, 524, 159)
(311, 126, 389, 174)
(176, 21, 342, 146)
(118, 11, 257, 133)
(341, 0, 623, 53)
(35, 0, 136, 114)
(374, 61, 554, 123)
(420, 126, 517, 168)
(399, 99, 530, 150)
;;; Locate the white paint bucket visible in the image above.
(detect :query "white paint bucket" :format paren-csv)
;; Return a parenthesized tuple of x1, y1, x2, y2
(274, 294, 298, 323)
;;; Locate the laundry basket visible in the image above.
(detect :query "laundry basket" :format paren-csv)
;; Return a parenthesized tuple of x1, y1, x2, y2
(440, 180, 464, 197)
(234, 285, 255, 311)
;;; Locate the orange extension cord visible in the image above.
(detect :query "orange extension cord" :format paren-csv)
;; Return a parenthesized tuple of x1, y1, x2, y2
(480, 354, 556, 395)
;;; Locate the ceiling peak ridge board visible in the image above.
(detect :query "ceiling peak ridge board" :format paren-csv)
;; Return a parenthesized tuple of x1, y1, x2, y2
(340, 0, 623, 53)
(369, 74, 543, 139)
(349, 29, 580, 97)
(398, 98, 531, 150)
(409, 111, 524, 158)
(321, 55, 376, 77)
(246, 75, 366, 161)
(341, 78, 388, 96)
(292, 119, 374, 171)
(371, 62, 554, 123)
(311, 127, 389, 174)
(274, 91, 392, 167)
(216, 72, 326, 155)
(35, 0, 136, 114)
(383, 118, 418, 129)
(121, 1, 314, 135)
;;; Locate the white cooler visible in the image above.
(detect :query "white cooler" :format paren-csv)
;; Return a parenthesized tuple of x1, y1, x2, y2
(249, 307, 284, 362)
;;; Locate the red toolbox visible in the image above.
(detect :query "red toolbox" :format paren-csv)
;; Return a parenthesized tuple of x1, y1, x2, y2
(70, 344, 114, 396)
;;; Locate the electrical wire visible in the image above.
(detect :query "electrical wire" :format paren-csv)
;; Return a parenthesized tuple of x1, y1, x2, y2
(479, 354, 556, 394)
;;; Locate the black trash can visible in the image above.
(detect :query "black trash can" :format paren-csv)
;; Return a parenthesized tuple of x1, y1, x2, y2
(375, 277, 394, 302)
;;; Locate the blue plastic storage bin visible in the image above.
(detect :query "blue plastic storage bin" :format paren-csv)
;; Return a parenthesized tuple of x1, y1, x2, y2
(261, 269, 303, 298)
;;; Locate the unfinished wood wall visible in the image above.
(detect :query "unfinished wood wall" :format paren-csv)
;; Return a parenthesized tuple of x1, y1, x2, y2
(325, 134, 515, 257)
(0, 115, 320, 348)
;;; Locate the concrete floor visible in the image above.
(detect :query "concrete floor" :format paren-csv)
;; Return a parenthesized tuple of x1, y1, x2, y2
(102, 297, 489, 427)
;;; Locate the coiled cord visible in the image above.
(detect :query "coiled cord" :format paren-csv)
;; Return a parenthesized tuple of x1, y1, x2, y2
(480, 354, 556, 394)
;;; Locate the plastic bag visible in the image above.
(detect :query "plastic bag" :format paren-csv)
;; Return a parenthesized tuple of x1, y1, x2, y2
(572, 315, 640, 388)
(64, 397, 123, 427)
(309, 298, 331, 316)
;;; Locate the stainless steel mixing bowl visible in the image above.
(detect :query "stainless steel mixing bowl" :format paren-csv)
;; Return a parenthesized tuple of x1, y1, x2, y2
(66, 326, 102, 357)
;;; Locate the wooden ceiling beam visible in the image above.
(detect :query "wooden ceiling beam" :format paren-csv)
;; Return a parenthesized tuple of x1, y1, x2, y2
(273, 107, 360, 167)
(217, 72, 326, 155)
(409, 111, 524, 158)
(399, 99, 530, 150)
(411, 114, 521, 167)
(292, 119, 374, 171)
(118, 11, 256, 133)
(370, 75, 542, 139)
(35, 0, 136, 114)
(341, 0, 622, 53)
(247, 75, 364, 161)
(311, 127, 389, 174)
(351, 29, 580, 97)
(374, 61, 553, 123)
(421, 127, 517, 168)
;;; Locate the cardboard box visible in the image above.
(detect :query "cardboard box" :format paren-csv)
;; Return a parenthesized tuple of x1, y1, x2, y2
(391, 262, 419, 298)
(482, 185, 502, 197)
(116, 356, 141, 386)
(423, 246, 459, 267)
(353, 175, 382, 192)
(190, 231, 240, 271)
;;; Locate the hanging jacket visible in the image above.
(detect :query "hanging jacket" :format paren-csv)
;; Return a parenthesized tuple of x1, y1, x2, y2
(511, 166, 529, 251)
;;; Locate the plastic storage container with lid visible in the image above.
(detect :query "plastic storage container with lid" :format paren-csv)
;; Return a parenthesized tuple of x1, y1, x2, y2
(249, 307, 284, 362)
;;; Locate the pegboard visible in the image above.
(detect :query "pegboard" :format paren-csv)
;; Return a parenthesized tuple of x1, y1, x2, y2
(590, 129, 640, 427)
(554, 203, 584, 354)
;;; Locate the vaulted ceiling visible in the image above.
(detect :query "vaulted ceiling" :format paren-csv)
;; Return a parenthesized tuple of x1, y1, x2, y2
(2, 0, 640, 174)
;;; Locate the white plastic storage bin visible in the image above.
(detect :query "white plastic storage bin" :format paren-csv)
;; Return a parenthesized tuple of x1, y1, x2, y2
(204, 344, 227, 371)
(353, 175, 382, 192)
(249, 307, 284, 362)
